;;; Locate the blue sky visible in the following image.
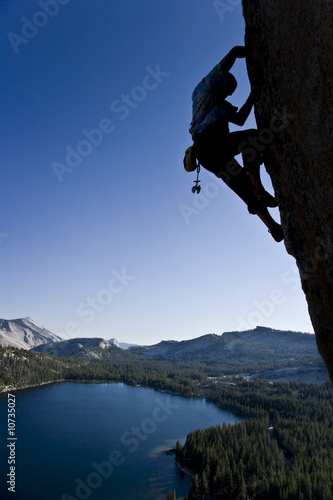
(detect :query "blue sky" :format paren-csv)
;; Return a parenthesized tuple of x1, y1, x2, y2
(1, 0, 313, 344)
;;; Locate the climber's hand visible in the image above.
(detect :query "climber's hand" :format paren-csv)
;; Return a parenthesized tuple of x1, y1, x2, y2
(220, 46, 247, 72)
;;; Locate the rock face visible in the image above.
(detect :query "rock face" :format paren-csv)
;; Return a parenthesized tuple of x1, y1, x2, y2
(242, 0, 333, 384)
(109, 339, 138, 350)
(0, 317, 62, 349)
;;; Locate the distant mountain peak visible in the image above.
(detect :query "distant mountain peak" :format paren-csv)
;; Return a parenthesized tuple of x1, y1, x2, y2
(108, 338, 139, 350)
(0, 317, 62, 350)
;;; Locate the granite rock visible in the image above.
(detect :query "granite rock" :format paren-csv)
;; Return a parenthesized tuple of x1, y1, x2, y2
(242, 0, 333, 383)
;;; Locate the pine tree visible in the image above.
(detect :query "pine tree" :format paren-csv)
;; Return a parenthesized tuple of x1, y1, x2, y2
(201, 469, 209, 496)
(188, 474, 199, 498)
(176, 440, 182, 457)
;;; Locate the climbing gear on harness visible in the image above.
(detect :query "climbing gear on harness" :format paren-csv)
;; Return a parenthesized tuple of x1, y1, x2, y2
(192, 163, 201, 194)
(183, 145, 198, 172)
(183, 145, 201, 194)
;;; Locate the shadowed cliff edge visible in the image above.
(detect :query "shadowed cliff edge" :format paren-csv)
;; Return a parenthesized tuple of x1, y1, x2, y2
(242, 0, 333, 385)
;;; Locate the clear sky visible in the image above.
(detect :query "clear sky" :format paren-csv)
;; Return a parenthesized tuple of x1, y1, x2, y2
(1, 0, 314, 345)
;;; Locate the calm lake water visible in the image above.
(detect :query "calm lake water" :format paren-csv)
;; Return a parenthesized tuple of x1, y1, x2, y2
(0, 382, 243, 500)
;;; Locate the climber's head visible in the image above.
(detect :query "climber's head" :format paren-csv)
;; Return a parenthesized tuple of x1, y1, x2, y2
(223, 73, 237, 97)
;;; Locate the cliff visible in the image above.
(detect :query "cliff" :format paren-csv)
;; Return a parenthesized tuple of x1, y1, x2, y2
(242, 0, 333, 384)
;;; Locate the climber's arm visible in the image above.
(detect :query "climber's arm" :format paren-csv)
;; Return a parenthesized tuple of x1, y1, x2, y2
(219, 46, 246, 73)
(229, 92, 253, 126)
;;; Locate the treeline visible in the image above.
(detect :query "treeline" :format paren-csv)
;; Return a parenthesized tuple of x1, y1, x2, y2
(0, 342, 326, 394)
(0, 345, 206, 394)
(176, 381, 333, 500)
(0, 346, 66, 388)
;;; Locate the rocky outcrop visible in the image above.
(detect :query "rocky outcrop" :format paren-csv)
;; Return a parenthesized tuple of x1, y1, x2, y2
(109, 337, 120, 348)
(31, 337, 117, 359)
(109, 338, 138, 350)
(242, 0, 333, 384)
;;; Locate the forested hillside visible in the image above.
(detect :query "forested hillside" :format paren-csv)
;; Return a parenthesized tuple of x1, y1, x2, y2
(0, 345, 205, 394)
(0, 342, 326, 393)
(177, 381, 333, 499)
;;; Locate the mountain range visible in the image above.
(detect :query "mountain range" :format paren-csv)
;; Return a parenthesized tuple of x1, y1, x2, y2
(0, 317, 138, 352)
(0, 318, 318, 362)
(129, 326, 318, 362)
(0, 318, 328, 383)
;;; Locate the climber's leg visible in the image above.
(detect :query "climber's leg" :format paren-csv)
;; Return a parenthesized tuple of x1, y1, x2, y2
(214, 161, 283, 241)
(218, 166, 283, 241)
(215, 160, 256, 205)
(194, 130, 266, 209)
(255, 206, 284, 242)
(229, 130, 277, 207)
(194, 134, 284, 241)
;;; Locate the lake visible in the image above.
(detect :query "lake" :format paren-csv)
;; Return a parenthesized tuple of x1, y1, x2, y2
(0, 382, 243, 500)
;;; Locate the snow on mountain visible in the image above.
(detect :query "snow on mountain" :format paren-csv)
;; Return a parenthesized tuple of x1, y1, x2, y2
(0, 317, 62, 350)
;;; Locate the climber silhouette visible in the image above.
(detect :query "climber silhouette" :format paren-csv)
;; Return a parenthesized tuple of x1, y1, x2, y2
(190, 46, 284, 242)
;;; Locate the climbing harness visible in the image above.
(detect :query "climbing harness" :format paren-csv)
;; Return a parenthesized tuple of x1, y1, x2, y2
(192, 163, 201, 194)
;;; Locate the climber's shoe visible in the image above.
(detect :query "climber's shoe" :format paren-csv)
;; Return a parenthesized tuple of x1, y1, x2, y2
(258, 191, 278, 208)
(269, 225, 284, 242)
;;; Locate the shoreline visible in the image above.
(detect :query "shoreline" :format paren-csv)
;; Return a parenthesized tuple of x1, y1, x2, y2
(1, 378, 201, 395)
(0, 379, 66, 394)
(0, 378, 126, 394)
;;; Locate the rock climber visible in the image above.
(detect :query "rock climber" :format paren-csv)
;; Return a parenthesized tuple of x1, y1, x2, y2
(189, 45, 284, 242)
